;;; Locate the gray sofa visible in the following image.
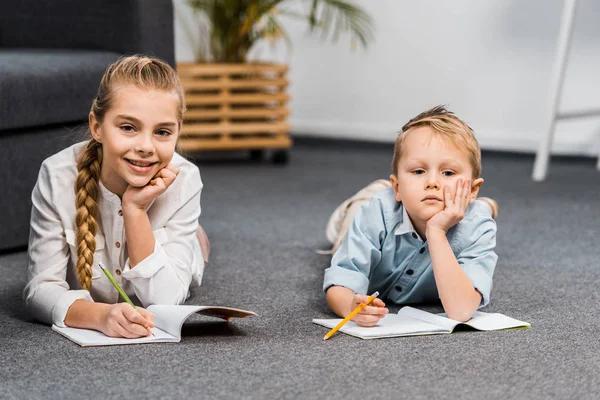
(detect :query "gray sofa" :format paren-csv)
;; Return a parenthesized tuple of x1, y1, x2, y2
(0, 0, 176, 252)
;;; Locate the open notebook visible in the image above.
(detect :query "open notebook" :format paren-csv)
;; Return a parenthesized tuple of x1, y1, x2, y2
(313, 306, 530, 340)
(52, 305, 257, 347)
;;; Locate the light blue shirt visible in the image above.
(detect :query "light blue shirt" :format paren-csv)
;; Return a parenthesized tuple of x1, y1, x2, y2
(323, 187, 498, 307)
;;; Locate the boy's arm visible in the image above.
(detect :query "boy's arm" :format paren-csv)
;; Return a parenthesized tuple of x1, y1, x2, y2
(323, 196, 388, 320)
(427, 228, 482, 322)
(325, 286, 357, 317)
(426, 180, 497, 322)
(326, 286, 388, 326)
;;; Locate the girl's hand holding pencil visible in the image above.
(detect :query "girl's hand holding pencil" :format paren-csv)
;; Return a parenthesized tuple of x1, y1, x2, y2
(99, 303, 155, 339)
(98, 262, 155, 338)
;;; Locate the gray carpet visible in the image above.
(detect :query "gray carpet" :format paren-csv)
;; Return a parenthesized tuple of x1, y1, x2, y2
(1, 139, 599, 399)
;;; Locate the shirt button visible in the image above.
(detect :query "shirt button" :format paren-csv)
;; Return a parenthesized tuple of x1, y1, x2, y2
(118, 210, 123, 216)
(412, 233, 418, 239)
(406, 269, 414, 275)
(419, 248, 425, 254)
(395, 285, 403, 292)
(115, 242, 121, 248)
(115, 269, 121, 276)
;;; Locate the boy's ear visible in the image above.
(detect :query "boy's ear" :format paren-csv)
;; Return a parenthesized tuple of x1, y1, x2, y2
(89, 112, 102, 143)
(469, 178, 484, 203)
(389, 174, 402, 202)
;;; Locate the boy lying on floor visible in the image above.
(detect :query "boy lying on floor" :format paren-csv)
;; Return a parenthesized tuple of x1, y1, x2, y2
(323, 106, 499, 324)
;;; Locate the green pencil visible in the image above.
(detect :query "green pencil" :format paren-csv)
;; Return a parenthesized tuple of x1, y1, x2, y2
(98, 262, 154, 336)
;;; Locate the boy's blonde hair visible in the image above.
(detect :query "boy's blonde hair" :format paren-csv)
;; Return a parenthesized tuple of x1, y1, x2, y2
(391, 105, 481, 179)
(74, 55, 185, 290)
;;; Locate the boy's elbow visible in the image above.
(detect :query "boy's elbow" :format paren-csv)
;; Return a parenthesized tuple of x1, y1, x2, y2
(446, 309, 474, 322)
(325, 285, 354, 318)
(325, 286, 339, 310)
(445, 299, 479, 322)
(444, 288, 483, 322)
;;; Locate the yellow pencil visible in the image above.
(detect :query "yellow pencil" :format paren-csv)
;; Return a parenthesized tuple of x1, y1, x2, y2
(323, 291, 380, 340)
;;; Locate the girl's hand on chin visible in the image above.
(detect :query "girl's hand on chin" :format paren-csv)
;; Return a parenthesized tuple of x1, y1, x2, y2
(122, 162, 179, 211)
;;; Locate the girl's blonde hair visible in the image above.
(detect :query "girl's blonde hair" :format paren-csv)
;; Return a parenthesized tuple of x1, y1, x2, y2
(391, 105, 481, 179)
(74, 55, 185, 290)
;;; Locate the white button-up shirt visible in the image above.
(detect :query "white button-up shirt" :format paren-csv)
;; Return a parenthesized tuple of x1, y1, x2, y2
(24, 142, 205, 326)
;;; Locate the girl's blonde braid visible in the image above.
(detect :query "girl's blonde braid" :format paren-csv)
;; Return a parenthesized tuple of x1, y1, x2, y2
(74, 140, 103, 290)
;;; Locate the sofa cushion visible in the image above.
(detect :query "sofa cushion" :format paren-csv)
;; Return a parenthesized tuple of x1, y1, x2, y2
(0, 49, 120, 131)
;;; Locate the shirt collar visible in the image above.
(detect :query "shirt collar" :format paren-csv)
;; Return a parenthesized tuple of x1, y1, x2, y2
(395, 204, 423, 241)
(99, 180, 122, 205)
(98, 180, 155, 211)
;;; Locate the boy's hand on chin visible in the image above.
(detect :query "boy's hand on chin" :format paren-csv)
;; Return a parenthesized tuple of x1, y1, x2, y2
(123, 162, 180, 211)
(426, 178, 471, 234)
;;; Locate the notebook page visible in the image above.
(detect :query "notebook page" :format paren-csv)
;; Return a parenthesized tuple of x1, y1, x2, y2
(52, 325, 176, 347)
(148, 305, 257, 339)
(460, 312, 531, 331)
(313, 313, 447, 339)
(148, 305, 205, 339)
(398, 306, 458, 332)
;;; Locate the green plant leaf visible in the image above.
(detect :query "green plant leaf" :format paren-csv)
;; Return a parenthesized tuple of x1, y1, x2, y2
(309, 0, 374, 49)
(181, 0, 373, 63)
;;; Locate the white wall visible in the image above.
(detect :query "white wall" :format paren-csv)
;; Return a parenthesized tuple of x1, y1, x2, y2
(174, 0, 600, 156)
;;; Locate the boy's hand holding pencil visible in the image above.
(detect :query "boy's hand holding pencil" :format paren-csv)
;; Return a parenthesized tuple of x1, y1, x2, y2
(349, 293, 388, 327)
(323, 291, 387, 340)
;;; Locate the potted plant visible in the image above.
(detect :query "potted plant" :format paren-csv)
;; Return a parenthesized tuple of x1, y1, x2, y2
(176, 0, 373, 163)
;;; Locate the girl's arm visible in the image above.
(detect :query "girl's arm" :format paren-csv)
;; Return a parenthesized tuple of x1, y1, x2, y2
(122, 206, 156, 266)
(64, 300, 154, 338)
(24, 161, 93, 326)
(120, 163, 203, 306)
(24, 160, 154, 337)
(122, 165, 181, 266)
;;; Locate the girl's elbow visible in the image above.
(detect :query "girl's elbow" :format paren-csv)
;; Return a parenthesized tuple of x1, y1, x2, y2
(154, 290, 188, 306)
(144, 268, 192, 305)
(143, 285, 188, 306)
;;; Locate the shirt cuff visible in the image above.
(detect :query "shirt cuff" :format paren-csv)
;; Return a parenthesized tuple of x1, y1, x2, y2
(461, 264, 493, 308)
(52, 289, 94, 327)
(121, 240, 169, 280)
(323, 266, 370, 295)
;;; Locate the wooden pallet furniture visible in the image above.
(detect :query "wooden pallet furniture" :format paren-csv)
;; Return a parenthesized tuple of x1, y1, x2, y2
(176, 63, 292, 163)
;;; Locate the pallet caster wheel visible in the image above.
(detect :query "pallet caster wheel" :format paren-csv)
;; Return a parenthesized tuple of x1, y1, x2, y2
(272, 150, 289, 165)
(249, 150, 264, 161)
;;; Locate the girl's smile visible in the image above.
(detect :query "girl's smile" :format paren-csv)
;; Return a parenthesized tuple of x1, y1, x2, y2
(125, 158, 160, 174)
(89, 84, 180, 197)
